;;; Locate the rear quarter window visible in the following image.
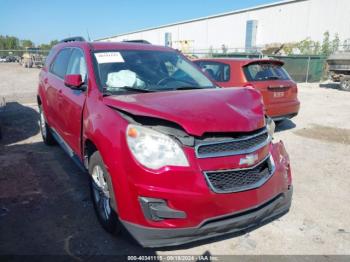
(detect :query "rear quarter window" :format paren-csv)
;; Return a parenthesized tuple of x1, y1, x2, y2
(50, 48, 72, 78)
(243, 63, 291, 81)
(195, 61, 230, 82)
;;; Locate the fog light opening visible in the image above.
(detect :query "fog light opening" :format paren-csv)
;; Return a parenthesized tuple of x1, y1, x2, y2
(139, 197, 187, 221)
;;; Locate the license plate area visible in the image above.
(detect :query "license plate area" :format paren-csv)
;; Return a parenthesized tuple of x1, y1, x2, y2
(273, 91, 285, 98)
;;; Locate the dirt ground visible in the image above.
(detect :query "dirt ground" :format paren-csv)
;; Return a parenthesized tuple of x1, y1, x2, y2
(0, 63, 349, 257)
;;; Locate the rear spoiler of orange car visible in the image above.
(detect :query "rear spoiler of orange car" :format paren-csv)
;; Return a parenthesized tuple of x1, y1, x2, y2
(242, 59, 284, 67)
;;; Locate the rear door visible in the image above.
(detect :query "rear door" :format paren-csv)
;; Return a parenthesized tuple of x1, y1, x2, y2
(58, 48, 88, 155)
(46, 48, 72, 133)
(243, 62, 297, 104)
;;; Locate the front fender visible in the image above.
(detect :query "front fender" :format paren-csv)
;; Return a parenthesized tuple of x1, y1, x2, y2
(82, 95, 132, 218)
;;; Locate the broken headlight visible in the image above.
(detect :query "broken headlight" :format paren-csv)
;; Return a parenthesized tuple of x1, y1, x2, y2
(126, 124, 189, 170)
(266, 117, 276, 138)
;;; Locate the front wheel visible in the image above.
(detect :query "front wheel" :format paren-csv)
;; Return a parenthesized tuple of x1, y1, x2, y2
(340, 79, 350, 92)
(89, 151, 121, 234)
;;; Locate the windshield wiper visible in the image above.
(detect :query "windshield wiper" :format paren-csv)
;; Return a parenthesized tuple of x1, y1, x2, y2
(172, 86, 211, 91)
(104, 86, 153, 94)
(103, 91, 113, 97)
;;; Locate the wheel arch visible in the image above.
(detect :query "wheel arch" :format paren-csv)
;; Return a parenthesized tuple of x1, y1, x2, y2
(37, 95, 42, 105)
(83, 138, 119, 213)
(84, 138, 98, 166)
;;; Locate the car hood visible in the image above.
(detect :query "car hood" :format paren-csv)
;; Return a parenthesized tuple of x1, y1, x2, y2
(103, 88, 265, 136)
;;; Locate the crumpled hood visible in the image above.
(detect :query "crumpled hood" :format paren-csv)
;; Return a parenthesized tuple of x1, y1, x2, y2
(103, 88, 265, 136)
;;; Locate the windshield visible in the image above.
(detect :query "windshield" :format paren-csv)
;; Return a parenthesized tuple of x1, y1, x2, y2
(243, 62, 291, 81)
(93, 50, 215, 93)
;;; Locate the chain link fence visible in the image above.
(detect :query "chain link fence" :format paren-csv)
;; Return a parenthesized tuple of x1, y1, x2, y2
(0, 49, 49, 57)
(0, 49, 50, 68)
(0, 48, 330, 83)
(184, 47, 328, 83)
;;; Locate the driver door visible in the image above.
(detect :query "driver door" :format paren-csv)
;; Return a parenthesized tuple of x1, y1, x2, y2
(58, 48, 88, 155)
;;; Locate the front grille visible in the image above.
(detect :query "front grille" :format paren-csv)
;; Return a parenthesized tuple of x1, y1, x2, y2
(204, 155, 275, 193)
(196, 129, 269, 158)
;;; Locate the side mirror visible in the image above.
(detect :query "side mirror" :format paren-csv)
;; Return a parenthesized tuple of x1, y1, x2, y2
(64, 74, 85, 90)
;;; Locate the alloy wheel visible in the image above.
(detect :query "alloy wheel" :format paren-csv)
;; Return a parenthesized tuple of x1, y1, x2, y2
(39, 108, 47, 139)
(91, 165, 112, 220)
(341, 80, 350, 91)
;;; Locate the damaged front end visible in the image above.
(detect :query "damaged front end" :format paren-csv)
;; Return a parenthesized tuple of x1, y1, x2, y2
(101, 89, 292, 248)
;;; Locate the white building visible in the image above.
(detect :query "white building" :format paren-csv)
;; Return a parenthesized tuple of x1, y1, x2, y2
(97, 0, 350, 52)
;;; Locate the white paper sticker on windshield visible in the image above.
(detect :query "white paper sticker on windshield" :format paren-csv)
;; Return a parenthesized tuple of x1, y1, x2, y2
(94, 52, 124, 63)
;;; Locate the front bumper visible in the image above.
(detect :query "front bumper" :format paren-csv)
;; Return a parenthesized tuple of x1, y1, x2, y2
(122, 187, 292, 248)
(271, 113, 298, 122)
(112, 138, 292, 247)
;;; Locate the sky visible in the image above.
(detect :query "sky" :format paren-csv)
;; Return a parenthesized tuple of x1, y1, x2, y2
(0, 0, 279, 45)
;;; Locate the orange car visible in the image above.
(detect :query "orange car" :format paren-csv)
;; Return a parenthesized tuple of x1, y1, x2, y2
(194, 58, 300, 121)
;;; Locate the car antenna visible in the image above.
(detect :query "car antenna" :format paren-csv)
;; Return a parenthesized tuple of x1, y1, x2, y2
(86, 29, 91, 42)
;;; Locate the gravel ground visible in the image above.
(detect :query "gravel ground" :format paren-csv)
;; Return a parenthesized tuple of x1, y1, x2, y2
(0, 63, 349, 257)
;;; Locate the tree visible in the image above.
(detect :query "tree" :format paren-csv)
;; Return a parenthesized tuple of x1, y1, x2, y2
(343, 39, 350, 51)
(313, 41, 320, 55)
(297, 38, 314, 54)
(331, 33, 340, 53)
(0, 34, 59, 51)
(321, 31, 331, 55)
(0, 35, 20, 50)
(21, 39, 34, 48)
(38, 40, 59, 50)
(50, 40, 59, 46)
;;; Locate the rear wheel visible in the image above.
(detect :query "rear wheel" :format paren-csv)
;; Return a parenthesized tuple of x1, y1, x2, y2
(89, 151, 121, 234)
(340, 79, 350, 92)
(39, 105, 56, 145)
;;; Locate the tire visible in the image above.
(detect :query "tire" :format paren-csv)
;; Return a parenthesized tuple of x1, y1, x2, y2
(340, 79, 350, 92)
(38, 105, 56, 145)
(274, 119, 285, 125)
(89, 151, 121, 234)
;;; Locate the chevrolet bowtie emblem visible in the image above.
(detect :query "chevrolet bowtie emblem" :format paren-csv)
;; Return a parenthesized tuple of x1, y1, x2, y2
(239, 154, 259, 166)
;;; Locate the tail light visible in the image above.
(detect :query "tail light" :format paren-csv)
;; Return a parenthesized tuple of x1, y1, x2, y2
(291, 84, 298, 93)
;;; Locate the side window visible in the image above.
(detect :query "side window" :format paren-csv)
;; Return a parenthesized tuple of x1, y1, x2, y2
(44, 49, 55, 68)
(197, 62, 230, 82)
(50, 48, 72, 78)
(66, 49, 87, 82)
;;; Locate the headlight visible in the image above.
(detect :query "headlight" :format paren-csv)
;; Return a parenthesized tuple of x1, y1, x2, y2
(266, 117, 275, 137)
(126, 124, 189, 170)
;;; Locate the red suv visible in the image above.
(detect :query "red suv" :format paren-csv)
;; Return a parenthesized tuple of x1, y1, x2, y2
(194, 58, 300, 121)
(37, 37, 293, 247)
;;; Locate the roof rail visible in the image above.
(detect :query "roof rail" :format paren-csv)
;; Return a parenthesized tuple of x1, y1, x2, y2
(60, 36, 86, 43)
(122, 39, 151, 44)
